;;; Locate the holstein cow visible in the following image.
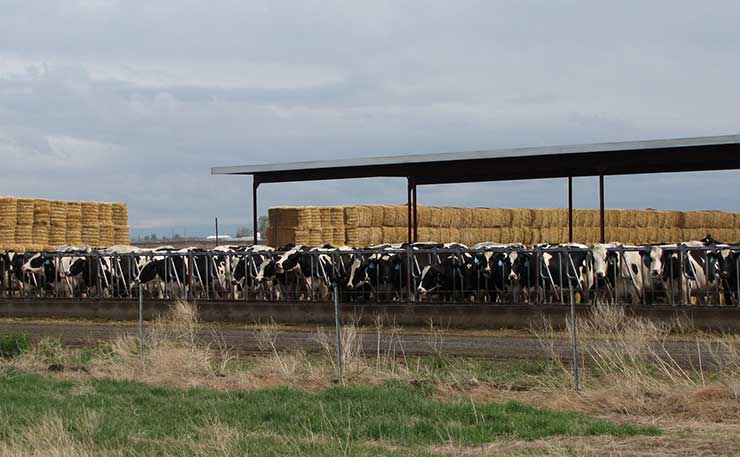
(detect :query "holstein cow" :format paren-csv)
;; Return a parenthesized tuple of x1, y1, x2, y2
(717, 248, 740, 305)
(132, 247, 188, 298)
(590, 243, 650, 304)
(474, 242, 525, 302)
(346, 248, 409, 302)
(649, 241, 723, 304)
(21, 248, 93, 297)
(417, 243, 488, 302)
(508, 244, 591, 303)
(233, 245, 275, 299)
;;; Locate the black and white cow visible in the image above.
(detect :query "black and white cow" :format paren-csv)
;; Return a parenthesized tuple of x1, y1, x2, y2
(590, 243, 651, 304)
(132, 247, 188, 298)
(416, 243, 488, 302)
(233, 245, 274, 299)
(648, 241, 723, 304)
(717, 248, 740, 305)
(345, 248, 409, 302)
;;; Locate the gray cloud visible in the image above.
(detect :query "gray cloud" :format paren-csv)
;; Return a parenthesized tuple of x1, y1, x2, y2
(0, 1, 739, 236)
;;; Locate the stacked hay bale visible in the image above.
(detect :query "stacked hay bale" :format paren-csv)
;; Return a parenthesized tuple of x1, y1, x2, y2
(267, 205, 740, 247)
(31, 199, 51, 251)
(14, 199, 34, 251)
(112, 203, 130, 245)
(65, 202, 83, 245)
(98, 203, 115, 247)
(49, 200, 68, 247)
(0, 197, 18, 251)
(80, 202, 100, 247)
(0, 197, 130, 251)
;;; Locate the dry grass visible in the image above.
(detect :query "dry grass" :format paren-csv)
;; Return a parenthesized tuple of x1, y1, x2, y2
(532, 303, 740, 420)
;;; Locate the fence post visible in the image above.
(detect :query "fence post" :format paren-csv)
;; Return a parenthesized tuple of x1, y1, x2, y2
(333, 282, 344, 384)
(569, 280, 580, 391)
(138, 284, 145, 353)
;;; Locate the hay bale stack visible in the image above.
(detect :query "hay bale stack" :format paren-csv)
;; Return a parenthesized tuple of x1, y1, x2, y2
(31, 199, 51, 248)
(0, 197, 17, 249)
(112, 202, 130, 245)
(48, 200, 67, 247)
(65, 202, 83, 245)
(80, 202, 100, 247)
(14, 199, 34, 249)
(97, 203, 115, 247)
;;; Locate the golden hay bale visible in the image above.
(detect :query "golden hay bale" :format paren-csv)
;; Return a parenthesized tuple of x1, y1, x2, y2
(98, 203, 114, 225)
(717, 212, 735, 229)
(114, 226, 130, 245)
(459, 208, 474, 228)
(573, 209, 598, 227)
(663, 211, 682, 228)
(99, 225, 115, 247)
(735, 213, 740, 229)
(355, 206, 373, 227)
(14, 225, 32, 245)
(715, 228, 734, 243)
(618, 209, 637, 228)
(65, 223, 83, 245)
(417, 227, 436, 242)
(489, 208, 513, 228)
(330, 207, 345, 226)
(496, 227, 511, 244)
(320, 228, 333, 244)
(446, 208, 463, 229)
(416, 206, 432, 227)
(605, 210, 620, 228)
(332, 228, 346, 245)
(448, 227, 462, 243)
(80, 202, 99, 225)
(32, 225, 49, 246)
(550, 208, 569, 227)
(540, 227, 556, 243)
(319, 207, 333, 227)
(366, 206, 383, 227)
(702, 211, 720, 228)
(530, 209, 546, 228)
(16, 199, 35, 226)
(460, 228, 476, 245)
(681, 211, 703, 229)
(49, 201, 67, 225)
(81, 226, 100, 247)
(355, 228, 372, 246)
(112, 202, 128, 224)
(425, 207, 442, 228)
(308, 228, 323, 246)
(511, 208, 533, 227)
(32, 199, 51, 225)
(632, 210, 648, 228)
(469, 208, 485, 228)
(385, 205, 407, 227)
(644, 210, 659, 228)
(437, 207, 453, 228)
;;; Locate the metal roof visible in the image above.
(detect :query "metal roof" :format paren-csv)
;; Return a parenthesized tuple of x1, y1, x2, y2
(211, 134, 740, 185)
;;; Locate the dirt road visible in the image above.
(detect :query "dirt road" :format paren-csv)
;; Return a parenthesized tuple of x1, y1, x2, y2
(0, 319, 728, 365)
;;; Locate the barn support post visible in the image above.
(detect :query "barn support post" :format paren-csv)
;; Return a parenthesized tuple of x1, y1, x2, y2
(252, 178, 260, 246)
(412, 180, 418, 242)
(407, 178, 413, 244)
(599, 175, 605, 243)
(568, 176, 574, 243)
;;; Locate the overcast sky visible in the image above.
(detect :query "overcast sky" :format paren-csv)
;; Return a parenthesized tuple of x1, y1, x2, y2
(1, 1, 739, 236)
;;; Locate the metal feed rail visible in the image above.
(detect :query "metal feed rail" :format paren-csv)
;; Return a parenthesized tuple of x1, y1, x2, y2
(1, 245, 739, 306)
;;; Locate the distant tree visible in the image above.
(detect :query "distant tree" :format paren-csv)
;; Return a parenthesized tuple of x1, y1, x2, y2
(173, 233, 182, 240)
(148, 233, 158, 241)
(258, 215, 269, 238)
(236, 226, 252, 238)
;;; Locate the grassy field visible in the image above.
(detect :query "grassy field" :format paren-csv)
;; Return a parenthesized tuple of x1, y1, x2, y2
(0, 371, 654, 456)
(0, 302, 738, 456)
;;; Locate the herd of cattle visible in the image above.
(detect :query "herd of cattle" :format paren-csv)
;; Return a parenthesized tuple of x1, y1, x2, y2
(1, 237, 739, 306)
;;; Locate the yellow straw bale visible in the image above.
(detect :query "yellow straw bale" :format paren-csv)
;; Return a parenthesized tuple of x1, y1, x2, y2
(320, 228, 333, 244)
(81, 226, 100, 247)
(16, 199, 34, 226)
(97, 203, 113, 225)
(448, 227, 462, 243)
(368, 206, 384, 226)
(618, 210, 637, 228)
(605, 210, 620, 228)
(459, 208, 474, 228)
(319, 207, 333, 227)
(332, 228, 346, 245)
(717, 211, 734, 228)
(114, 226, 130, 245)
(330, 207, 345, 226)
(682, 211, 703, 229)
(511, 208, 533, 227)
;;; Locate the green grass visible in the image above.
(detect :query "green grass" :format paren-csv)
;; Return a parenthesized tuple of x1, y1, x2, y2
(0, 370, 658, 456)
(0, 334, 30, 359)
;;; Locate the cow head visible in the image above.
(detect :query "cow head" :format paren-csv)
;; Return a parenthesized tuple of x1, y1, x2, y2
(649, 246, 665, 278)
(591, 244, 615, 279)
(346, 255, 370, 289)
(21, 253, 46, 273)
(274, 246, 303, 274)
(417, 264, 443, 297)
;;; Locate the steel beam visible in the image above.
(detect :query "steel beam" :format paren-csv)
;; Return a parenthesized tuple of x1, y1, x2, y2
(599, 175, 605, 243)
(407, 178, 412, 244)
(568, 177, 573, 243)
(252, 178, 260, 246)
